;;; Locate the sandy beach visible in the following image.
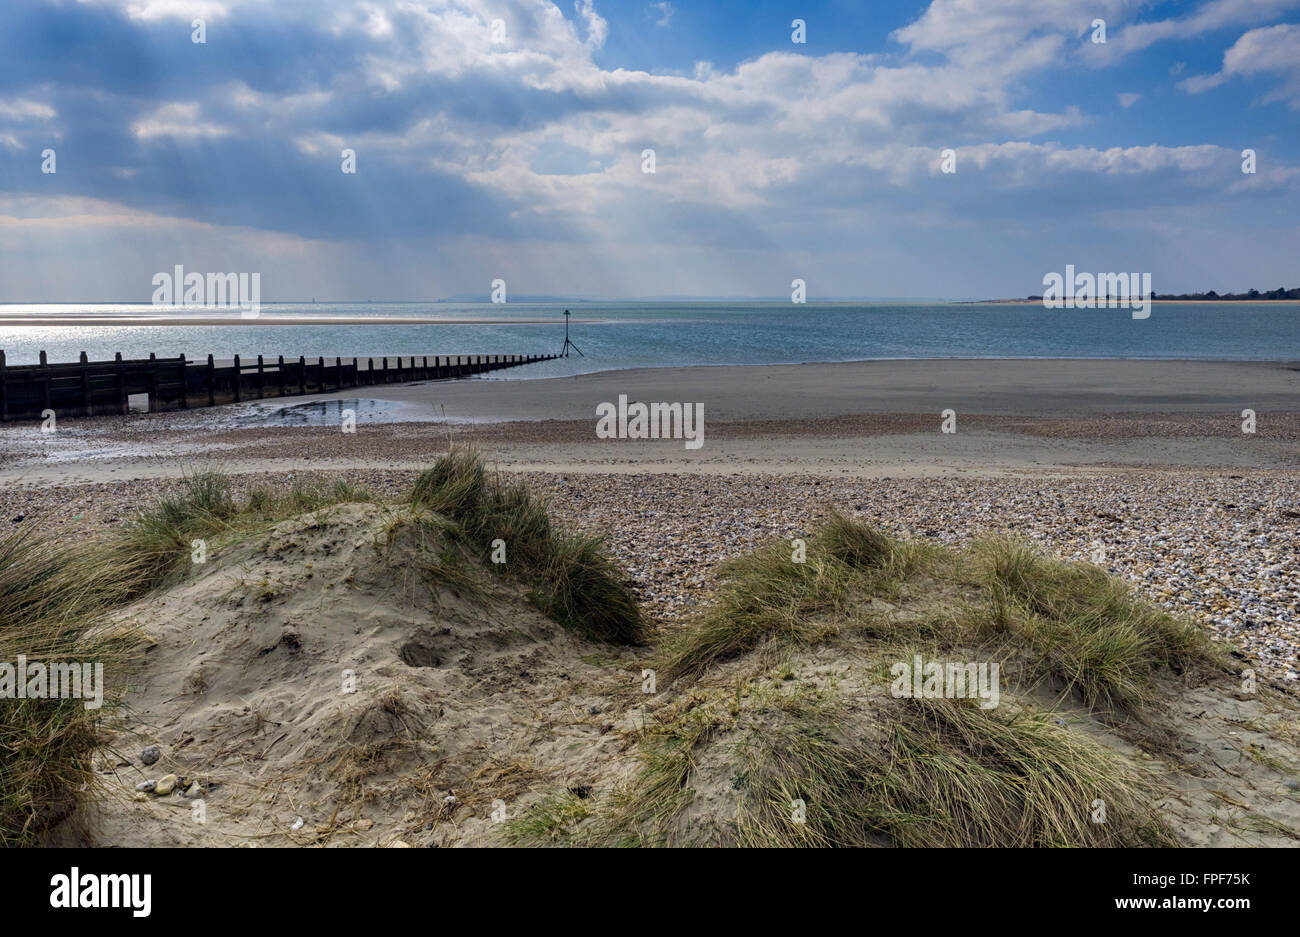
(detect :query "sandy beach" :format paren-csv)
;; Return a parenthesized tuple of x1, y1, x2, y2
(2, 358, 1297, 680)
(1, 358, 1296, 484)
(5, 356, 1298, 852)
(270, 357, 1300, 421)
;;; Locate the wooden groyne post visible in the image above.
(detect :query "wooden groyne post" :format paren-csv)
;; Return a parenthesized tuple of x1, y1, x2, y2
(0, 349, 559, 422)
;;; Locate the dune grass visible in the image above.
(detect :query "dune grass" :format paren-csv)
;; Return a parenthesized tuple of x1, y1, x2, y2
(664, 512, 1220, 713)
(96, 472, 379, 601)
(735, 697, 1175, 848)
(515, 692, 725, 848)
(503, 791, 594, 845)
(974, 536, 1226, 712)
(543, 677, 1175, 848)
(661, 548, 853, 679)
(0, 529, 131, 845)
(662, 511, 915, 679)
(410, 448, 644, 644)
(102, 471, 238, 598)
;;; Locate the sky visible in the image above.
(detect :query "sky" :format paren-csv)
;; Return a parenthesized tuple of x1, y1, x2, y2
(0, 0, 1297, 301)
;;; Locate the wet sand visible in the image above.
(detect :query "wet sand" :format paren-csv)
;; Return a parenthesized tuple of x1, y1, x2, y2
(301, 358, 1300, 422)
(0, 358, 1296, 486)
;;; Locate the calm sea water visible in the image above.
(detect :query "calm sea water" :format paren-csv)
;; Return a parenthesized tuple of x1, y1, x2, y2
(1, 302, 1297, 377)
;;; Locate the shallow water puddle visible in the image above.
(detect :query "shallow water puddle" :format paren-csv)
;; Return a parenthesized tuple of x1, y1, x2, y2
(236, 397, 433, 428)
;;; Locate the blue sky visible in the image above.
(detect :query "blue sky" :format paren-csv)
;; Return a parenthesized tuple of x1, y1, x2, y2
(0, 0, 1298, 301)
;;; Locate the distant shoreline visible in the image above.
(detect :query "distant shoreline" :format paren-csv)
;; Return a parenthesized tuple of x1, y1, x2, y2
(967, 298, 1300, 305)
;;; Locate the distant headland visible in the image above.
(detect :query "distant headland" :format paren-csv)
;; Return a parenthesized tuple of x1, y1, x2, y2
(977, 286, 1300, 304)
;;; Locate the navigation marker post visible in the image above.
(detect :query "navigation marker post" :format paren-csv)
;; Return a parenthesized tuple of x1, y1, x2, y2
(560, 309, 584, 358)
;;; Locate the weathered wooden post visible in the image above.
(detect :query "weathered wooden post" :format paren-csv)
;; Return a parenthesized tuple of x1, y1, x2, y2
(114, 352, 127, 414)
(148, 352, 158, 411)
(298, 356, 306, 394)
(317, 356, 325, 392)
(76, 352, 90, 416)
(0, 349, 7, 421)
(257, 355, 265, 399)
(39, 350, 51, 413)
(207, 354, 216, 406)
(278, 356, 286, 396)
(232, 354, 241, 403)
(178, 353, 188, 409)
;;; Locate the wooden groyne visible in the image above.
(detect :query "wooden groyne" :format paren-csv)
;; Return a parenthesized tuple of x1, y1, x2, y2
(0, 350, 558, 422)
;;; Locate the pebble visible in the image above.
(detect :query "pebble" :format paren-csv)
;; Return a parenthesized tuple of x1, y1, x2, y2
(135, 780, 155, 792)
(140, 745, 160, 766)
(153, 774, 177, 796)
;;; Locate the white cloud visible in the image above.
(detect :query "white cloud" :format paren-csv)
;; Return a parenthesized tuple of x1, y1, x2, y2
(131, 102, 230, 139)
(892, 0, 1136, 67)
(0, 98, 57, 122)
(79, 0, 236, 22)
(574, 0, 607, 48)
(1117, 92, 1140, 107)
(1181, 23, 1300, 107)
(1116, 0, 1300, 53)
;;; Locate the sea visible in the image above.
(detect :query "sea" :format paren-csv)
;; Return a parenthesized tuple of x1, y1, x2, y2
(1, 302, 1298, 378)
